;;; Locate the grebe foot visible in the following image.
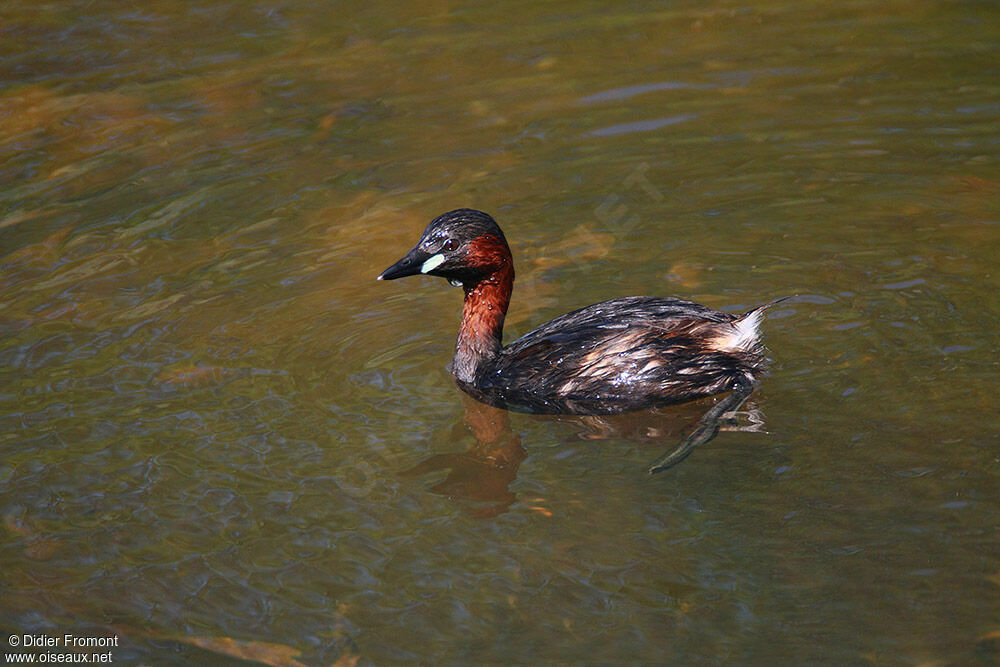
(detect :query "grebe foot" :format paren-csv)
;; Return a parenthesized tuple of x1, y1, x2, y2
(719, 409, 767, 432)
(648, 379, 755, 474)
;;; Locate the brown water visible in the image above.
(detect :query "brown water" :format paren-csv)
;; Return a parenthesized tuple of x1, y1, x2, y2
(2, 1, 999, 664)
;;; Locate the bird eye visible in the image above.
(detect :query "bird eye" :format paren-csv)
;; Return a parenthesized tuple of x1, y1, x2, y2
(443, 239, 457, 252)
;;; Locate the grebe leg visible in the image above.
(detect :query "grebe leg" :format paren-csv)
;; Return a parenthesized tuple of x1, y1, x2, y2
(648, 377, 755, 474)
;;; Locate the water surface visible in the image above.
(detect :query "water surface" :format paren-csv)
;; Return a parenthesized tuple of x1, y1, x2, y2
(2, 1, 999, 664)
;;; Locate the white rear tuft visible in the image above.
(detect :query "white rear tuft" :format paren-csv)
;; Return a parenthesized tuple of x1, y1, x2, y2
(730, 308, 764, 350)
(712, 298, 787, 352)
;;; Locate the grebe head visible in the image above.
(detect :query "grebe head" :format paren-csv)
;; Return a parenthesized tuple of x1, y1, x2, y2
(377, 208, 511, 285)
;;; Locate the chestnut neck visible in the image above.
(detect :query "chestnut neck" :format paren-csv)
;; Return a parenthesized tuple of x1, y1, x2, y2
(453, 245, 514, 385)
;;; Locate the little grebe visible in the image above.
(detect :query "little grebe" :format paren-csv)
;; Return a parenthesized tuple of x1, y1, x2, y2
(378, 209, 780, 416)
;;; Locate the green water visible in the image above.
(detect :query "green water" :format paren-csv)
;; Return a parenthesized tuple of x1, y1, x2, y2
(2, 1, 998, 664)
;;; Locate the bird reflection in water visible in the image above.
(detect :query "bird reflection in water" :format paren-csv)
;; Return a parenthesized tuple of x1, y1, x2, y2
(401, 382, 765, 517)
(399, 395, 527, 518)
